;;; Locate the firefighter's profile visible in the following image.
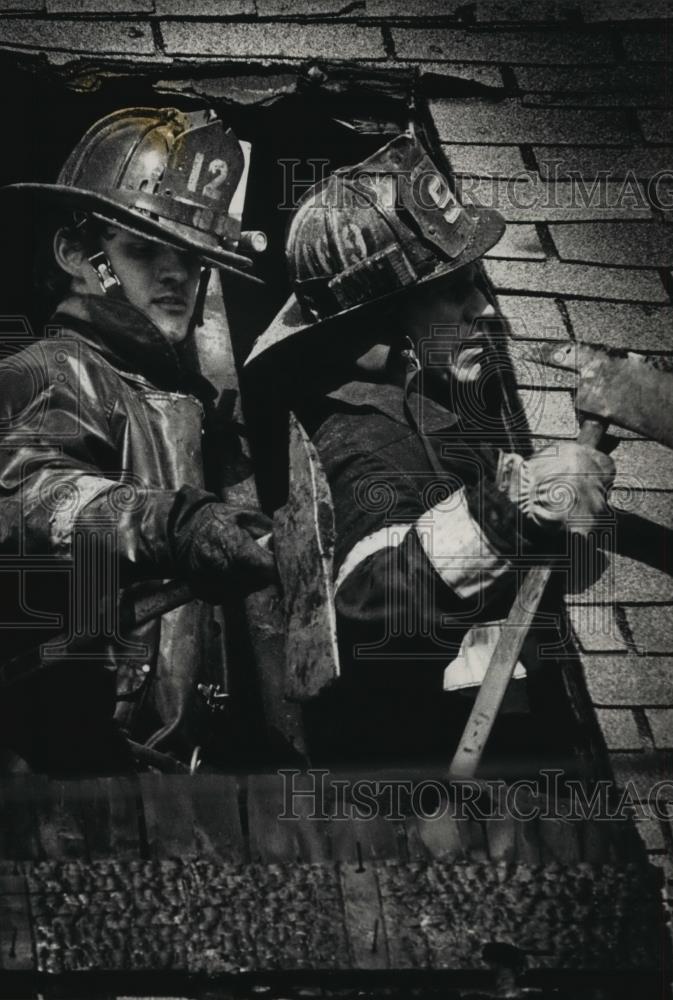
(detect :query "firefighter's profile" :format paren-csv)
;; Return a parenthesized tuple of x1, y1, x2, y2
(246, 132, 615, 764)
(0, 107, 275, 775)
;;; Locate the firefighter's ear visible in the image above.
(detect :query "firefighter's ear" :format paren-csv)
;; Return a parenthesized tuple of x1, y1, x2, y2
(53, 227, 89, 280)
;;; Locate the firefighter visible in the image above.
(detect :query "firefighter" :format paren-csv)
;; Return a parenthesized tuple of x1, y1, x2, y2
(0, 107, 275, 774)
(245, 133, 615, 764)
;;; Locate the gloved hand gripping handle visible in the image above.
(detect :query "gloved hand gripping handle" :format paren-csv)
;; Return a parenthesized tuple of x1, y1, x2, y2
(448, 417, 606, 781)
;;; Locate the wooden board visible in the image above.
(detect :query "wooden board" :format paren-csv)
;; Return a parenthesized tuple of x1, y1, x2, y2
(88, 776, 143, 860)
(139, 774, 246, 861)
(0, 874, 34, 971)
(246, 772, 330, 862)
(0, 777, 42, 861)
(339, 863, 388, 969)
(31, 778, 88, 860)
(185, 774, 245, 862)
(405, 812, 464, 862)
(140, 774, 197, 858)
(0, 773, 644, 870)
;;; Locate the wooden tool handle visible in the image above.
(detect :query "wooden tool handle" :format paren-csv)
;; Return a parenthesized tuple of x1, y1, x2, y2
(130, 580, 193, 628)
(577, 416, 606, 448)
(448, 416, 608, 780)
(448, 564, 553, 780)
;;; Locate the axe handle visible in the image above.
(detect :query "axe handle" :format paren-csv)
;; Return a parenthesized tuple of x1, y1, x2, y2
(130, 580, 193, 628)
(448, 416, 606, 780)
(0, 579, 194, 689)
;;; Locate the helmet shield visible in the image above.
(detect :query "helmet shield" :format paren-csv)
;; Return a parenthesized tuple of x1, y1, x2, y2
(4, 107, 261, 281)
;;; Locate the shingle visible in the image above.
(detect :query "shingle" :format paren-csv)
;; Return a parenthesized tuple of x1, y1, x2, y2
(473, 0, 578, 22)
(394, 28, 615, 64)
(612, 441, 673, 490)
(160, 19, 386, 60)
(637, 110, 673, 144)
(550, 222, 673, 267)
(582, 0, 673, 21)
(626, 606, 673, 654)
(517, 66, 672, 108)
(509, 339, 575, 386)
(610, 751, 672, 798)
(483, 259, 669, 302)
(430, 98, 634, 145)
(594, 708, 643, 749)
(458, 176, 651, 221)
(514, 64, 670, 95)
(567, 604, 630, 653)
(565, 301, 673, 352)
(485, 223, 545, 260)
(623, 31, 673, 61)
(0, 0, 43, 7)
(255, 0, 368, 14)
(47, 0, 152, 10)
(367, 0, 463, 16)
(420, 62, 505, 88)
(646, 709, 673, 749)
(611, 487, 673, 529)
(582, 654, 673, 705)
(155, 0, 255, 13)
(519, 388, 578, 436)
(443, 144, 527, 177)
(495, 294, 569, 339)
(524, 92, 669, 110)
(535, 146, 673, 181)
(0, 16, 156, 52)
(571, 552, 673, 604)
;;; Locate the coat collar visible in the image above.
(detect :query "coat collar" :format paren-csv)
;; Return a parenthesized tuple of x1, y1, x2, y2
(50, 293, 217, 405)
(326, 380, 459, 434)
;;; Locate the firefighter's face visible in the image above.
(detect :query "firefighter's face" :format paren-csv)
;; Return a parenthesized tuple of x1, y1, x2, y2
(59, 224, 202, 344)
(400, 265, 495, 385)
(98, 227, 202, 344)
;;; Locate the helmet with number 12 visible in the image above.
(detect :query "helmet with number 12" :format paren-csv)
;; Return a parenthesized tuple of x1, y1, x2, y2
(5, 106, 261, 282)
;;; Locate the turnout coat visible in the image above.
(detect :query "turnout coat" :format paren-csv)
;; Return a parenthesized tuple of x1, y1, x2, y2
(0, 293, 227, 771)
(299, 379, 534, 762)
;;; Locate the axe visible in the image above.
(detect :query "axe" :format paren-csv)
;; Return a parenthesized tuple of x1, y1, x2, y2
(0, 413, 339, 714)
(273, 412, 340, 701)
(449, 340, 673, 780)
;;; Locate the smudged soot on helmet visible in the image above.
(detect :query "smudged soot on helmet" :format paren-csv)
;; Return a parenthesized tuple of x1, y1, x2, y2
(245, 131, 505, 365)
(3, 106, 262, 283)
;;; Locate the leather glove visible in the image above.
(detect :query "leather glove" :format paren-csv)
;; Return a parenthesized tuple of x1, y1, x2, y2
(497, 442, 615, 538)
(169, 488, 276, 602)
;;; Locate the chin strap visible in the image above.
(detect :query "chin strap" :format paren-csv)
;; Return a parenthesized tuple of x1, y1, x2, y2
(191, 266, 211, 329)
(400, 337, 446, 478)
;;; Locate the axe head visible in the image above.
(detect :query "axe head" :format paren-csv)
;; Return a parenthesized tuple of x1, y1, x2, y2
(522, 341, 673, 449)
(273, 412, 340, 702)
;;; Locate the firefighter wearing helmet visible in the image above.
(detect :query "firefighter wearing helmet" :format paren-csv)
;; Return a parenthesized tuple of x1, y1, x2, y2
(0, 107, 275, 775)
(246, 133, 615, 764)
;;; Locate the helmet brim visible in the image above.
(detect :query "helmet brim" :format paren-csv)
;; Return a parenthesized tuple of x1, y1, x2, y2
(2, 182, 264, 285)
(245, 205, 506, 367)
